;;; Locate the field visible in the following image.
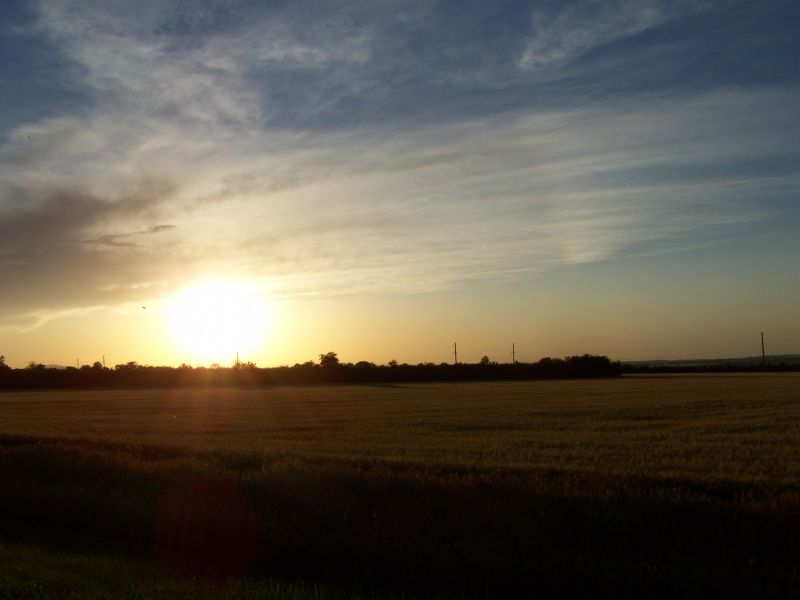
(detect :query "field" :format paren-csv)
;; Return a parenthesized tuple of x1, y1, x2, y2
(1, 374, 799, 597)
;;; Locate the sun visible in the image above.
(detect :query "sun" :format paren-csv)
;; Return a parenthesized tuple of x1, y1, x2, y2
(166, 279, 270, 365)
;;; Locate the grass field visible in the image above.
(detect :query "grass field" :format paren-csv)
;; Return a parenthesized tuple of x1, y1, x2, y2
(0, 540, 384, 600)
(1, 374, 799, 597)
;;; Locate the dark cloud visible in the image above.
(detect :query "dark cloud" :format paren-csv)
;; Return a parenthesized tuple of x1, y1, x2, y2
(0, 181, 180, 320)
(0, 179, 170, 246)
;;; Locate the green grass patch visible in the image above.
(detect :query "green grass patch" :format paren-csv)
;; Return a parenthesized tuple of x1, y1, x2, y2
(0, 540, 414, 599)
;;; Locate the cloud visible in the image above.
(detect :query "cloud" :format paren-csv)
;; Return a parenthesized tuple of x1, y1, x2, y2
(0, 182, 180, 324)
(0, 181, 169, 245)
(517, 0, 701, 73)
(181, 87, 795, 298)
(0, 1, 797, 330)
(83, 224, 176, 248)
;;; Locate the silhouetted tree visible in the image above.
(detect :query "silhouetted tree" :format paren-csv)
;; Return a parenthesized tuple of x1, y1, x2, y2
(479, 355, 491, 365)
(115, 361, 139, 371)
(0, 353, 625, 391)
(319, 352, 340, 367)
(0, 355, 9, 371)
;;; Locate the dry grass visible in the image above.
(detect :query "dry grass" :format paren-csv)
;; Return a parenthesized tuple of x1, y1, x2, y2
(1, 373, 798, 482)
(1, 374, 799, 597)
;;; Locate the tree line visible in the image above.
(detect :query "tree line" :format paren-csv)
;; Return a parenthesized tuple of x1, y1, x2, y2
(0, 353, 621, 390)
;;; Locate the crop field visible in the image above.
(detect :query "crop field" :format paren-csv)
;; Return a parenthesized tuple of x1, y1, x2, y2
(1, 374, 800, 597)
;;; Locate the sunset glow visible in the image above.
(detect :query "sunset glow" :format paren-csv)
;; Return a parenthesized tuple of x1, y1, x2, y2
(0, 1, 798, 367)
(166, 280, 270, 365)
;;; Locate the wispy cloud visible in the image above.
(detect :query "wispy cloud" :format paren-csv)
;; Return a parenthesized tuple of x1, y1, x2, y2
(0, 0, 797, 329)
(83, 224, 175, 248)
(517, 0, 703, 73)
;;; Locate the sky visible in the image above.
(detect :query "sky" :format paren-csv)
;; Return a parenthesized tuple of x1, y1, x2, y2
(0, 0, 798, 367)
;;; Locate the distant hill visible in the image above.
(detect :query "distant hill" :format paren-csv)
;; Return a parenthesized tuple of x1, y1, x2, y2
(624, 354, 800, 367)
(622, 355, 800, 372)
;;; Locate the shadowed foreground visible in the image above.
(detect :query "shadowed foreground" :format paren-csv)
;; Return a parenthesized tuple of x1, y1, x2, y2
(1, 376, 799, 597)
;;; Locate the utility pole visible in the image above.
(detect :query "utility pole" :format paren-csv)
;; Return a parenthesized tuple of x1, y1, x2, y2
(236, 351, 240, 368)
(761, 332, 766, 371)
(512, 343, 516, 364)
(453, 343, 458, 365)
(102, 355, 106, 369)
